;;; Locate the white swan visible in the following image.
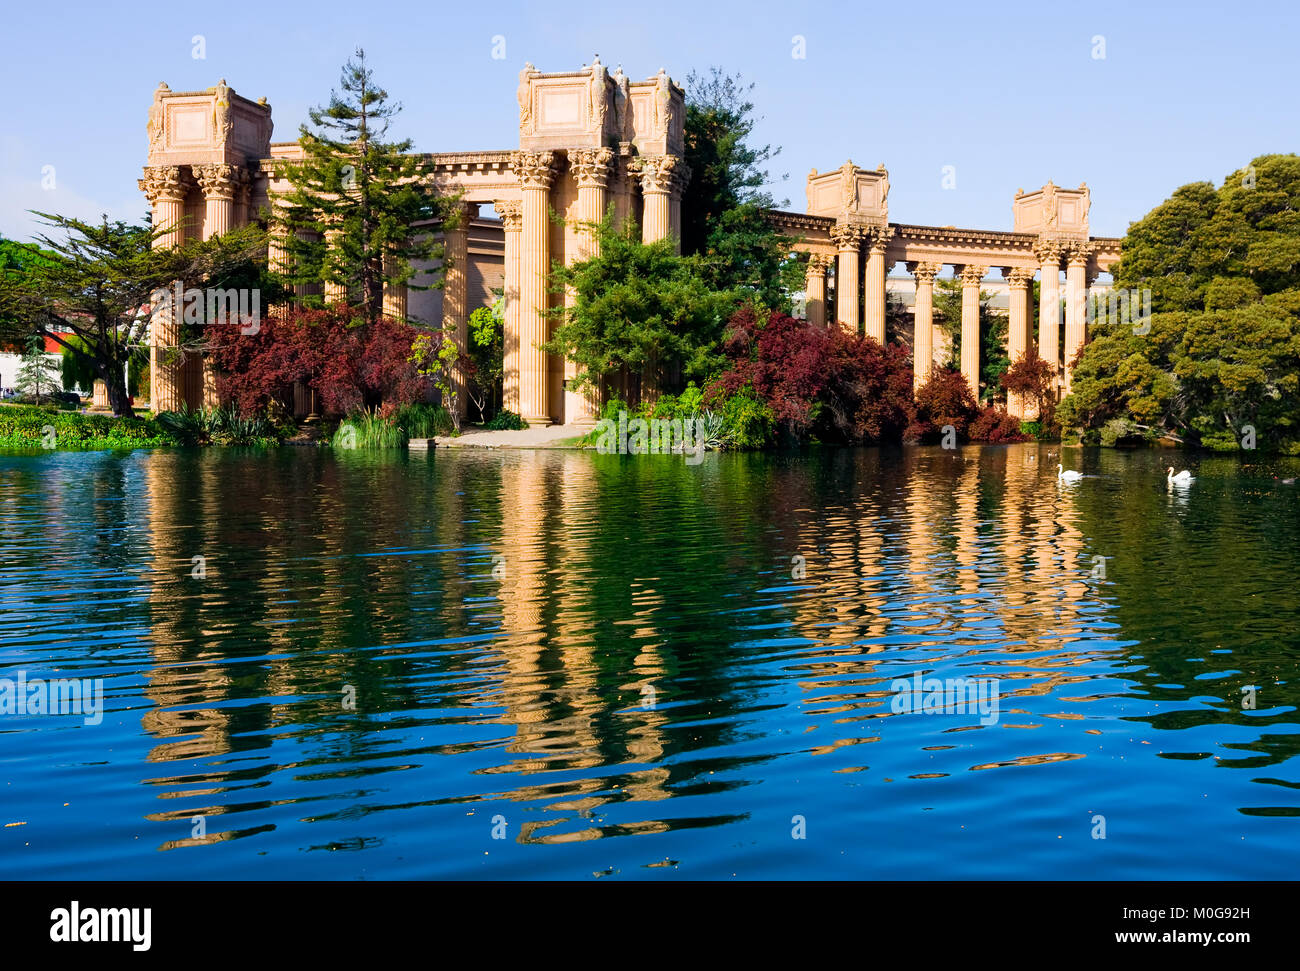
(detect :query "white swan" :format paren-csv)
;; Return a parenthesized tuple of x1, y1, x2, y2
(1058, 463, 1084, 482)
(1167, 466, 1194, 485)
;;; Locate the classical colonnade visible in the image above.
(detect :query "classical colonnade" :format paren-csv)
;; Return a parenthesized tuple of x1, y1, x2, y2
(779, 164, 1120, 414)
(139, 66, 1119, 422)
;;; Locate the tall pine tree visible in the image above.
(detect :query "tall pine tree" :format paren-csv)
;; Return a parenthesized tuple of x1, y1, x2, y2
(278, 49, 457, 326)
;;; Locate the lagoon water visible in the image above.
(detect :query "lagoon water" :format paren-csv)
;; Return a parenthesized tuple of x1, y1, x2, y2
(1, 443, 1297, 879)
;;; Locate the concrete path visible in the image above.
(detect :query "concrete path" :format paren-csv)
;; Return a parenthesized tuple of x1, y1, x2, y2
(429, 423, 591, 449)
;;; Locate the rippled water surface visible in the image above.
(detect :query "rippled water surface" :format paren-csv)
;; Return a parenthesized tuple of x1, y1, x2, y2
(1, 443, 1298, 879)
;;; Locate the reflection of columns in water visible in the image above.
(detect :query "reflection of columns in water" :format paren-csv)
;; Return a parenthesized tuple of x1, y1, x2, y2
(952, 459, 981, 606)
(140, 454, 236, 763)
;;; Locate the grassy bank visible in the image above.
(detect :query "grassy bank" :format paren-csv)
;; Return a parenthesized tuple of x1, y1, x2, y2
(0, 403, 175, 449)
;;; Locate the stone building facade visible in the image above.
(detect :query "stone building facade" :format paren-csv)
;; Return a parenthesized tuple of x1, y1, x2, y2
(139, 62, 1119, 423)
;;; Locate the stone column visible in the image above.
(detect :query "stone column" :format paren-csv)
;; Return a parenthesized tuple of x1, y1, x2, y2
(804, 254, 832, 327)
(1035, 240, 1062, 389)
(568, 148, 615, 423)
(322, 220, 347, 304)
(864, 228, 893, 343)
(1003, 267, 1036, 417)
(908, 261, 942, 389)
(512, 150, 557, 425)
(139, 165, 187, 413)
(195, 164, 238, 240)
(496, 200, 523, 415)
(196, 164, 243, 410)
(1063, 243, 1092, 393)
(266, 200, 291, 321)
(830, 224, 865, 334)
(958, 264, 987, 400)
(441, 201, 477, 416)
(382, 252, 408, 319)
(636, 155, 679, 245)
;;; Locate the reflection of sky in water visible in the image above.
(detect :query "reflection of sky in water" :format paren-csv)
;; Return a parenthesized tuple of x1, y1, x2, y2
(0, 443, 1297, 879)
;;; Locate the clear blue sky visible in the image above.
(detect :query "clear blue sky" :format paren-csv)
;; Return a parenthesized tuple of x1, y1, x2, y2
(2, 0, 1296, 242)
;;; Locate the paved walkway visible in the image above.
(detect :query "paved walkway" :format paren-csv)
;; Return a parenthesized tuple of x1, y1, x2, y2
(430, 423, 591, 449)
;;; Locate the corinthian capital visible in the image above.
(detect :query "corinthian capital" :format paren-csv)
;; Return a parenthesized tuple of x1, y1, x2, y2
(806, 253, 834, 274)
(1033, 238, 1063, 266)
(138, 165, 186, 203)
(510, 150, 557, 189)
(829, 223, 867, 251)
(570, 147, 616, 189)
(1064, 240, 1095, 266)
(631, 154, 683, 195)
(494, 199, 522, 231)
(194, 163, 243, 201)
(867, 225, 895, 255)
(1002, 266, 1036, 289)
(907, 260, 942, 284)
(958, 264, 988, 286)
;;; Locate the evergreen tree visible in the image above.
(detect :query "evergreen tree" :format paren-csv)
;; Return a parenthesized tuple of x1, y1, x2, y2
(279, 48, 456, 326)
(681, 68, 793, 311)
(15, 333, 62, 403)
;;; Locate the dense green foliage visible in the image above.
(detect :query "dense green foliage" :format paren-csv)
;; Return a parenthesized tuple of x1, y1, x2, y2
(394, 402, 455, 438)
(466, 301, 504, 420)
(0, 213, 264, 417)
(681, 68, 794, 312)
(541, 217, 739, 403)
(0, 403, 174, 449)
(483, 409, 527, 431)
(1062, 154, 1300, 452)
(278, 49, 454, 325)
(156, 406, 285, 447)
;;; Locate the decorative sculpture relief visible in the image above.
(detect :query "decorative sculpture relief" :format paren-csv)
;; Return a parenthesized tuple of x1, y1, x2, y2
(588, 56, 607, 131)
(517, 63, 536, 134)
(213, 79, 233, 145)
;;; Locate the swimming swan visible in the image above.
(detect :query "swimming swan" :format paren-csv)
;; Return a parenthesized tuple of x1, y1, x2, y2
(1167, 467, 1194, 485)
(1058, 464, 1084, 482)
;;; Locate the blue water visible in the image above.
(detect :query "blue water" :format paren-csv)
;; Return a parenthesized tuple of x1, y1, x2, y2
(1, 443, 1297, 878)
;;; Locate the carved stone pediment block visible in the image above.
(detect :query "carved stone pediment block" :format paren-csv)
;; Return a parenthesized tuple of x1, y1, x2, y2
(1013, 181, 1091, 238)
(806, 160, 889, 227)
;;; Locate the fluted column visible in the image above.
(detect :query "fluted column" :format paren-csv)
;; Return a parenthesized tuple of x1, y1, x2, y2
(805, 254, 832, 327)
(195, 164, 243, 411)
(441, 202, 477, 416)
(831, 224, 865, 334)
(958, 264, 987, 400)
(195, 164, 239, 240)
(1003, 267, 1036, 417)
(322, 219, 347, 304)
(139, 166, 187, 413)
(1035, 240, 1063, 390)
(382, 252, 407, 319)
(864, 228, 893, 343)
(496, 200, 523, 415)
(568, 148, 614, 423)
(512, 150, 557, 425)
(636, 155, 681, 246)
(1063, 243, 1092, 393)
(908, 261, 941, 389)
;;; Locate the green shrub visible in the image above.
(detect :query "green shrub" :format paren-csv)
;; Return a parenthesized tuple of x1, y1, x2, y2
(484, 409, 527, 431)
(333, 410, 405, 449)
(395, 402, 455, 438)
(156, 405, 282, 447)
(715, 386, 775, 450)
(0, 403, 174, 449)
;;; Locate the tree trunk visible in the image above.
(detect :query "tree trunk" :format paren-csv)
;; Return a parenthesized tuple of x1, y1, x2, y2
(100, 361, 134, 418)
